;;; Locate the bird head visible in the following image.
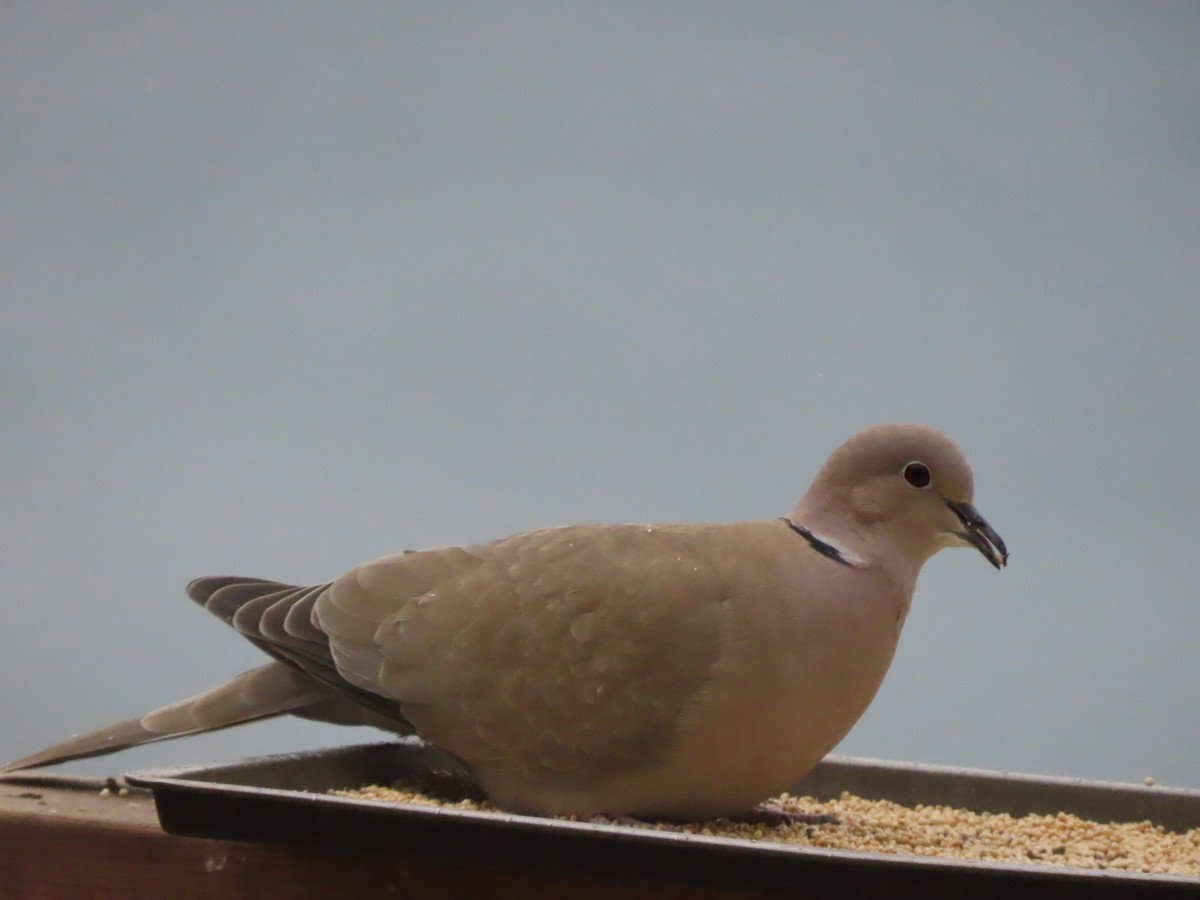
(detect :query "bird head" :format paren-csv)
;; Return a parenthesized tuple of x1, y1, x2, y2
(791, 424, 1008, 571)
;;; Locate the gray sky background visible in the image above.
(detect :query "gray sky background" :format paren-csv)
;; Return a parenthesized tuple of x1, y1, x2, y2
(2, 3, 1197, 790)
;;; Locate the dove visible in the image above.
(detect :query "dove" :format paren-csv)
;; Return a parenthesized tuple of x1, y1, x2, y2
(1, 424, 1006, 820)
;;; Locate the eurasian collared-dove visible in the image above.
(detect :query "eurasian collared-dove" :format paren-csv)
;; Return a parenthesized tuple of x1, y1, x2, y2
(1, 424, 1006, 819)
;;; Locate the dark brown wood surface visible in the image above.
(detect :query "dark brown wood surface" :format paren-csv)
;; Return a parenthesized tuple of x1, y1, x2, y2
(0, 777, 590, 898)
(0, 776, 753, 899)
(3, 772, 1188, 899)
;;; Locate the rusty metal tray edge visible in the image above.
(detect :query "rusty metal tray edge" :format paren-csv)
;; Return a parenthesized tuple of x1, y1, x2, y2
(125, 741, 1200, 892)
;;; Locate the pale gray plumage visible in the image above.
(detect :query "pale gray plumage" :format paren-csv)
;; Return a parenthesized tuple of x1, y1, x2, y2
(1, 424, 1006, 819)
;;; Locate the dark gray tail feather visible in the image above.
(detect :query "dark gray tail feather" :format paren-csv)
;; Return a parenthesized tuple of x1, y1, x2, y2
(0, 661, 392, 774)
(186, 575, 294, 622)
(187, 574, 408, 723)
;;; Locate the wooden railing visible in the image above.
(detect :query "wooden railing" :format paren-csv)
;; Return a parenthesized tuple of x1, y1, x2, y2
(0, 774, 645, 899)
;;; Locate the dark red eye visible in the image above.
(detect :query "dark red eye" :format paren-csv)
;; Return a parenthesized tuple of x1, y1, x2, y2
(902, 461, 931, 489)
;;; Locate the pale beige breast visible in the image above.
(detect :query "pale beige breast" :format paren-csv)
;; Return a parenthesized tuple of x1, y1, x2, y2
(550, 522, 910, 818)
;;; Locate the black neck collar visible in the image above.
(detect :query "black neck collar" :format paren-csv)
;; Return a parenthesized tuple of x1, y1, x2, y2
(780, 517, 856, 568)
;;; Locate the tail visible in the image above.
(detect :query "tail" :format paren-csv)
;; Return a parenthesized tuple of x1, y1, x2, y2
(0, 662, 329, 773)
(2, 574, 409, 774)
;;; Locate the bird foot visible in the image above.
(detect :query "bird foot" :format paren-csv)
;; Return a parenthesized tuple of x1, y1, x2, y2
(398, 768, 486, 803)
(722, 803, 838, 828)
(590, 803, 837, 832)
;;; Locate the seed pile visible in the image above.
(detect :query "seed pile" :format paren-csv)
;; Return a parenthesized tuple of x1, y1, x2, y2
(333, 784, 1199, 878)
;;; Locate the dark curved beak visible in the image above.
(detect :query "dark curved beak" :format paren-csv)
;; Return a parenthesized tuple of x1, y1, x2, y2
(946, 500, 1008, 569)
